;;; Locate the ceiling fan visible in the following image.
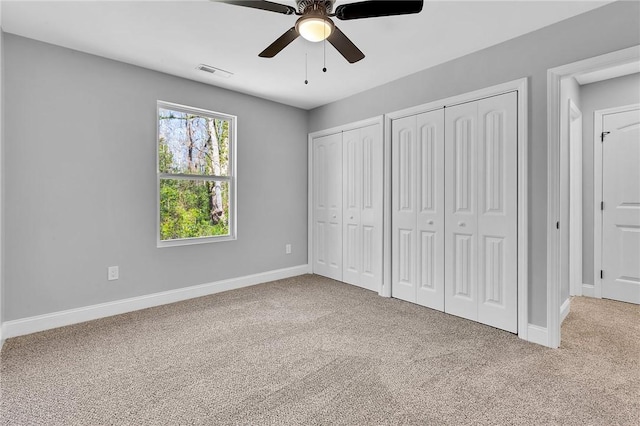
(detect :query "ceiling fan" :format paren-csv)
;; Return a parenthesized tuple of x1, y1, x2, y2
(217, 1, 424, 63)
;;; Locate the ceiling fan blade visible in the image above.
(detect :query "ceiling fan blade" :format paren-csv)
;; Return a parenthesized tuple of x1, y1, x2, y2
(327, 26, 365, 64)
(216, 1, 296, 15)
(259, 27, 300, 58)
(335, 1, 423, 20)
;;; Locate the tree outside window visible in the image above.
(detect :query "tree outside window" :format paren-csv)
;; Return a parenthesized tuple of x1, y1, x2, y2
(157, 102, 236, 246)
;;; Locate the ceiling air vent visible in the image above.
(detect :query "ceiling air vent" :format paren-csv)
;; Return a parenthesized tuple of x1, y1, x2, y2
(196, 64, 233, 78)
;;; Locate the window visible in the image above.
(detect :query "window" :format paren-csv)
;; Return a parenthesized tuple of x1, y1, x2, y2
(157, 101, 236, 246)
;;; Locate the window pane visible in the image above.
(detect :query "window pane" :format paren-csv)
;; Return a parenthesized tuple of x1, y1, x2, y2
(158, 108, 230, 176)
(160, 178, 230, 241)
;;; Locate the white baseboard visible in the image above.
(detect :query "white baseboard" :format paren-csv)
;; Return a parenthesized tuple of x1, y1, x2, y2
(1, 264, 309, 341)
(527, 324, 549, 347)
(582, 284, 595, 298)
(560, 298, 571, 324)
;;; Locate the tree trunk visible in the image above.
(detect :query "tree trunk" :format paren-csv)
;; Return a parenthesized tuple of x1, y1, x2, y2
(207, 118, 224, 224)
(186, 117, 196, 174)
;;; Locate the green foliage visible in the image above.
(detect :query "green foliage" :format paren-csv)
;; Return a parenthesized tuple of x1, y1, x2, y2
(160, 179, 229, 240)
(158, 116, 231, 241)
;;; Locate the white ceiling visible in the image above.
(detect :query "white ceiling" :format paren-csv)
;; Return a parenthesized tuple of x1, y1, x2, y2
(1, 0, 613, 110)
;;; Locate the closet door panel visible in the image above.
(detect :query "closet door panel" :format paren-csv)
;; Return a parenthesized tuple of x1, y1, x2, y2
(477, 92, 518, 332)
(392, 115, 418, 302)
(313, 133, 343, 281)
(343, 128, 362, 286)
(445, 101, 479, 322)
(416, 109, 445, 311)
(359, 124, 383, 291)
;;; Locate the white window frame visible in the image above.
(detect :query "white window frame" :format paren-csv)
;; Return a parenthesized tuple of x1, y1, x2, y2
(156, 100, 237, 248)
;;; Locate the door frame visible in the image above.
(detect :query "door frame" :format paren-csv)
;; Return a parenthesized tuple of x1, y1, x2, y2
(593, 103, 640, 300)
(546, 45, 640, 348)
(307, 115, 385, 294)
(384, 78, 529, 341)
(568, 99, 583, 298)
(0, 22, 4, 348)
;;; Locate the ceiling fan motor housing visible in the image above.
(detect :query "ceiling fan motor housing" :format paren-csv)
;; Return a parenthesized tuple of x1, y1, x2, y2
(296, 0, 334, 15)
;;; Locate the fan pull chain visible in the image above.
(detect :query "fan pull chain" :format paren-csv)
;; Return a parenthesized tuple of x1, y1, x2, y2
(305, 53, 308, 85)
(323, 18, 327, 72)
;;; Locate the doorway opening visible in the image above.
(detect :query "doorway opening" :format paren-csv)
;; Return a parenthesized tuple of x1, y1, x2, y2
(547, 46, 640, 348)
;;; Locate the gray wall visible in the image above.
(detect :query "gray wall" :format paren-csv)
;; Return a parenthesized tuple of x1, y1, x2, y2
(560, 77, 581, 304)
(308, 1, 640, 327)
(581, 72, 640, 285)
(3, 35, 309, 321)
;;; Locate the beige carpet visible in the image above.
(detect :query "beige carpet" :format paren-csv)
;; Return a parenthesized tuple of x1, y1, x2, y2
(1, 274, 638, 425)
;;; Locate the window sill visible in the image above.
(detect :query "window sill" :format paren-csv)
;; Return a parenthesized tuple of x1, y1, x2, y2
(157, 234, 236, 248)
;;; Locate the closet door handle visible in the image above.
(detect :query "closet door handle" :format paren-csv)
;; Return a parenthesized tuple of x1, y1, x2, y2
(350, 216, 354, 220)
(458, 221, 466, 227)
(427, 220, 434, 225)
(332, 214, 337, 219)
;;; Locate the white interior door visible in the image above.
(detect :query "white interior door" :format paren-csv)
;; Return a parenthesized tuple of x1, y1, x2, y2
(358, 124, 383, 291)
(342, 124, 383, 291)
(392, 110, 445, 309)
(313, 133, 343, 281)
(445, 100, 479, 321)
(476, 93, 518, 332)
(392, 115, 418, 302)
(343, 128, 362, 286)
(416, 110, 445, 310)
(445, 92, 518, 333)
(601, 107, 640, 304)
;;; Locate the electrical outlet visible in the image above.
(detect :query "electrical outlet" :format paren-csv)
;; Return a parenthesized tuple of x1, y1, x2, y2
(108, 266, 119, 281)
(285, 244, 292, 254)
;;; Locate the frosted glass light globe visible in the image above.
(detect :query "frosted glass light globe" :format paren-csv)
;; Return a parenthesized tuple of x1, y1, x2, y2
(297, 17, 333, 42)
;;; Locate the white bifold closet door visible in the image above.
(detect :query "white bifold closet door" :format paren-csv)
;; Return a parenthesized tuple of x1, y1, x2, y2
(313, 132, 343, 281)
(444, 92, 518, 333)
(391, 92, 518, 333)
(392, 109, 446, 310)
(342, 125, 383, 291)
(313, 123, 383, 291)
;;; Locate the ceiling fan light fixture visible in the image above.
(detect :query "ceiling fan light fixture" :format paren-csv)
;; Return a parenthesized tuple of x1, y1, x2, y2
(296, 16, 333, 42)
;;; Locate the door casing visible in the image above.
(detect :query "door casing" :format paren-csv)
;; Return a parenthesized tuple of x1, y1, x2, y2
(547, 45, 640, 348)
(568, 99, 583, 299)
